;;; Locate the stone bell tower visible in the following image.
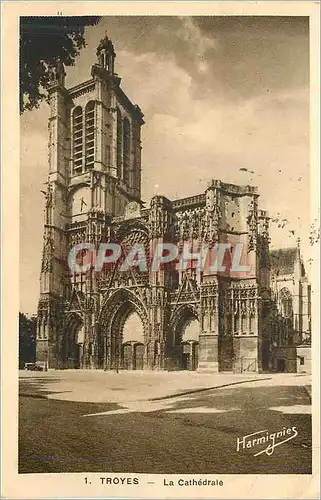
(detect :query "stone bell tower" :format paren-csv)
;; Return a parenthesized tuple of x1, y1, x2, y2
(36, 36, 145, 368)
(67, 34, 144, 222)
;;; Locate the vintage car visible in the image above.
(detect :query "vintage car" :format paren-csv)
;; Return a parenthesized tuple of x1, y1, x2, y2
(24, 362, 45, 371)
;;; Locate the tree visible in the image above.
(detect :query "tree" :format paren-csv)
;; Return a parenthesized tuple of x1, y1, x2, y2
(20, 16, 100, 113)
(19, 312, 37, 368)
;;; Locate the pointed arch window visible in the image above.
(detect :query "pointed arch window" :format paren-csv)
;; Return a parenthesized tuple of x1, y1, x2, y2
(241, 313, 246, 334)
(85, 101, 95, 170)
(234, 313, 239, 335)
(116, 108, 123, 179)
(280, 288, 293, 319)
(72, 106, 83, 172)
(123, 118, 131, 185)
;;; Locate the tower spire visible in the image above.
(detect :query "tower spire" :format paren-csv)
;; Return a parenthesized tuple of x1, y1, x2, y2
(96, 34, 116, 74)
(48, 60, 66, 87)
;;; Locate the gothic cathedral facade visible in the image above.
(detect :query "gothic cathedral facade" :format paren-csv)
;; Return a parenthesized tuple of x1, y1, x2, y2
(36, 36, 274, 373)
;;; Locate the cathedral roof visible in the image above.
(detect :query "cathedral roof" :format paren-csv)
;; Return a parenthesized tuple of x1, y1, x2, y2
(270, 247, 298, 276)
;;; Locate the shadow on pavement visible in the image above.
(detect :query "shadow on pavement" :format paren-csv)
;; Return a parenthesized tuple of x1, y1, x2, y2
(19, 383, 312, 475)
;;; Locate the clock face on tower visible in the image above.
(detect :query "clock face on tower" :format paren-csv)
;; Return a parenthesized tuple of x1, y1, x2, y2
(125, 201, 141, 220)
(71, 186, 91, 221)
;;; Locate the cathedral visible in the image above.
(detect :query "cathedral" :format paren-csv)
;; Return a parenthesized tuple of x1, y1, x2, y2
(36, 36, 311, 373)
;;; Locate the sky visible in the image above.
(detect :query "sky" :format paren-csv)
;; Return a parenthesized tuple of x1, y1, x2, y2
(20, 16, 312, 314)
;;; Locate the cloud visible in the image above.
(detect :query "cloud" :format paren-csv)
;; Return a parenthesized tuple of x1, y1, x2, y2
(176, 16, 217, 74)
(20, 16, 310, 313)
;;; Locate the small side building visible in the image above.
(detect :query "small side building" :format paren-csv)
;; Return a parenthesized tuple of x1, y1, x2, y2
(268, 241, 311, 373)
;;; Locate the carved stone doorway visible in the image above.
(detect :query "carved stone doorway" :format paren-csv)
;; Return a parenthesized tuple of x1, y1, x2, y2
(98, 289, 148, 371)
(170, 306, 200, 371)
(121, 341, 145, 370)
(63, 314, 84, 369)
(181, 341, 199, 371)
(135, 343, 144, 370)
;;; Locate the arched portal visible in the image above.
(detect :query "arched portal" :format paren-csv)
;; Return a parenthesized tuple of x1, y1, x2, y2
(169, 306, 200, 371)
(123, 311, 144, 343)
(63, 314, 84, 369)
(98, 289, 148, 370)
(121, 311, 145, 370)
(181, 317, 200, 371)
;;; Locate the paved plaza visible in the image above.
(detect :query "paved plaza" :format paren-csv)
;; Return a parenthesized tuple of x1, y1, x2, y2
(19, 369, 311, 404)
(19, 370, 312, 474)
